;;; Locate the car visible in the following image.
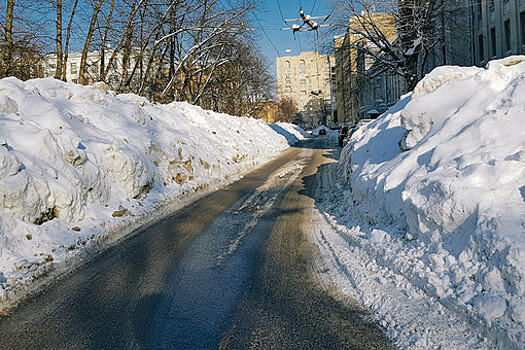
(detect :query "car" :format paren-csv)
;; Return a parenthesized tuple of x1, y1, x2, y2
(338, 126, 348, 146)
(338, 125, 357, 147)
(319, 128, 327, 135)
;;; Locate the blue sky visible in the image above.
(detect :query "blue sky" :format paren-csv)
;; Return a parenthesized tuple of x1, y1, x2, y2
(253, 0, 336, 78)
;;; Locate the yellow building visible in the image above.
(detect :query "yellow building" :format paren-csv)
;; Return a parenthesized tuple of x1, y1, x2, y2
(276, 51, 335, 114)
(334, 13, 397, 123)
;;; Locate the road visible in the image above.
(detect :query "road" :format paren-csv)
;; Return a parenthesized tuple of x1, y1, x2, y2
(0, 136, 397, 350)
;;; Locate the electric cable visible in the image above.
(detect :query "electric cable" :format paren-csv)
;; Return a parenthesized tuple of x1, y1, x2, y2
(255, 16, 281, 57)
(276, 0, 291, 27)
(310, 0, 317, 14)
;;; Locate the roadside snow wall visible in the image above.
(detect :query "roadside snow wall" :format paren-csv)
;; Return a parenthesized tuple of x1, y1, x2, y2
(338, 56, 525, 347)
(0, 77, 304, 305)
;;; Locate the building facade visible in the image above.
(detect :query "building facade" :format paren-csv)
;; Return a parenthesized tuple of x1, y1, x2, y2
(356, 44, 407, 119)
(44, 49, 141, 86)
(334, 13, 402, 124)
(469, 0, 525, 66)
(423, 0, 525, 73)
(276, 51, 335, 127)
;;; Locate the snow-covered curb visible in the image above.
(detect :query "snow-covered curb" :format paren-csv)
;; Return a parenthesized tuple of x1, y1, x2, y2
(315, 56, 525, 349)
(0, 77, 307, 312)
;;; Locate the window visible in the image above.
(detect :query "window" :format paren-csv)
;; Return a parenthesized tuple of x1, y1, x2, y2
(285, 61, 290, 69)
(299, 59, 305, 67)
(489, 0, 494, 11)
(521, 11, 525, 47)
(491, 27, 497, 57)
(70, 62, 78, 74)
(504, 20, 511, 52)
(477, 0, 482, 21)
(478, 34, 485, 63)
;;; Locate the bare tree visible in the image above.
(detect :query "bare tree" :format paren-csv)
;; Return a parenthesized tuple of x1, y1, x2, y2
(330, 0, 447, 90)
(78, 0, 106, 84)
(276, 97, 298, 123)
(0, 0, 273, 115)
(54, 0, 63, 79)
(0, 0, 46, 79)
(62, 0, 79, 81)
(1, 0, 15, 77)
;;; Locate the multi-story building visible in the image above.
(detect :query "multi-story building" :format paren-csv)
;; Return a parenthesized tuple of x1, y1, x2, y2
(469, 0, 525, 66)
(334, 13, 402, 123)
(422, 0, 525, 73)
(356, 44, 407, 119)
(44, 49, 141, 85)
(276, 51, 335, 127)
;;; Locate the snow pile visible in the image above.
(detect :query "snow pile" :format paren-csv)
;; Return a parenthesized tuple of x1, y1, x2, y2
(313, 125, 338, 136)
(268, 122, 309, 144)
(333, 56, 525, 348)
(0, 77, 298, 306)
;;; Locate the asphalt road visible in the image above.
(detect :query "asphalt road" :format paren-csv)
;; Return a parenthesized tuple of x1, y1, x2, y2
(0, 136, 397, 350)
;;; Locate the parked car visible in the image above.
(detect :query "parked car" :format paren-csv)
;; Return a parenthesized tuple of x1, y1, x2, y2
(338, 125, 357, 147)
(338, 126, 348, 146)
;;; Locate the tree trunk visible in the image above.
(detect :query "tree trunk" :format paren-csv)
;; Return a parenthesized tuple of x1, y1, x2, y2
(118, 23, 134, 92)
(79, 0, 106, 84)
(101, 0, 142, 81)
(63, 0, 79, 81)
(2, 0, 15, 77)
(55, 0, 63, 80)
(99, 0, 115, 80)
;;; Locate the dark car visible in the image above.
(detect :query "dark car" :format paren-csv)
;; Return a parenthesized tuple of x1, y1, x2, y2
(338, 125, 356, 147)
(338, 126, 349, 147)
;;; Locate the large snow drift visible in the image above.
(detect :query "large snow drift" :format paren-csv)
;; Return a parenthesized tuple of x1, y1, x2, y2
(333, 56, 525, 348)
(0, 77, 306, 307)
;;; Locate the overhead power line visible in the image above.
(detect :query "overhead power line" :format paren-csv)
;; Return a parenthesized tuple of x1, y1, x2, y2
(276, 0, 291, 28)
(255, 16, 280, 57)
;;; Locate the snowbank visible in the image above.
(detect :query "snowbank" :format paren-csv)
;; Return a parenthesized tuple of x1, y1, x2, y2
(0, 77, 303, 308)
(334, 56, 525, 348)
(269, 122, 310, 144)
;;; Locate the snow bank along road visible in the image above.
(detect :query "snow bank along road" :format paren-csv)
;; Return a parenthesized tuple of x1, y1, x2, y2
(0, 136, 396, 349)
(311, 57, 525, 350)
(0, 77, 306, 308)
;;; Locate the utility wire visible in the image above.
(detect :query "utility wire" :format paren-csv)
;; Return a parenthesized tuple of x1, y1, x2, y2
(294, 33, 303, 53)
(310, 0, 317, 14)
(276, 0, 291, 27)
(255, 16, 281, 58)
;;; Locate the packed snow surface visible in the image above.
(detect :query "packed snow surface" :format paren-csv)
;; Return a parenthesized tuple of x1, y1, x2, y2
(0, 77, 306, 307)
(316, 56, 525, 349)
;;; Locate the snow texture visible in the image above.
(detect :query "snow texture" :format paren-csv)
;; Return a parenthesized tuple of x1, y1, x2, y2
(0, 77, 306, 307)
(317, 56, 525, 349)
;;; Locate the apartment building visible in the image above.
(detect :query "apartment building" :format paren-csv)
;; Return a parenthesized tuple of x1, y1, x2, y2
(276, 51, 335, 127)
(470, 0, 525, 66)
(423, 0, 525, 72)
(44, 49, 139, 85)
(335, 13, 406, 121)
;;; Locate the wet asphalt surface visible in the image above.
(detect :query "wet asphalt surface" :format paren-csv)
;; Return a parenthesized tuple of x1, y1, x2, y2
(0, 137, 397, 350)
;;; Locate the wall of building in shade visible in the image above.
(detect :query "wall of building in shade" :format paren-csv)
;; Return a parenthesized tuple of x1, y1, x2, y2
(424, 0, 525, 73)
